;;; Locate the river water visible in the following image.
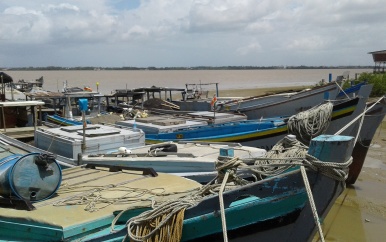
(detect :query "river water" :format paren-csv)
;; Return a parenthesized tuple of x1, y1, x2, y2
(6, 68, 371, 94)
(4, 68, 386, 241)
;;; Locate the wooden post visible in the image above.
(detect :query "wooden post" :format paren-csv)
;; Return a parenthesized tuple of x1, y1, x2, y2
(33, 105, 37, 133)
(289, 134, 355, 241)
(1, 106, 6, 132)
(38, 105, 42, 126)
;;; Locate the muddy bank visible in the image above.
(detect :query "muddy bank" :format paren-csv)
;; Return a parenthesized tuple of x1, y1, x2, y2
(315, 115, 386, 241)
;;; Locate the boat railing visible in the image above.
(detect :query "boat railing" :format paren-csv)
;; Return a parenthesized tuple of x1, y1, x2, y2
(84, 163, 158, 177)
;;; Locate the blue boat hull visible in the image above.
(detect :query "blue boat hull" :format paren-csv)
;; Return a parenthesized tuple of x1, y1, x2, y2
(46, 114, 91, 126)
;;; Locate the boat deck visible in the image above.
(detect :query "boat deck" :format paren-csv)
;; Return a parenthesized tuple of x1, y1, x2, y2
(79, 141, 267, 174)
(0, 126, 38, 139)
(0, 165, 201, 240)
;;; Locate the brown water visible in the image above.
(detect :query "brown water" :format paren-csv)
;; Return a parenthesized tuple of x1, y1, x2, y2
(316, 172, 386, 241)
(6, 69, 371, 94)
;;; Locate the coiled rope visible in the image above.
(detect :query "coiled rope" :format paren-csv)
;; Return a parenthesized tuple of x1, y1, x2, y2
(252, 135, 308, 179)
(288, 102, 333, 144)
(124, 136, 351, 242)
(251, 135, 351, 242)
(124, 156, 246, 242)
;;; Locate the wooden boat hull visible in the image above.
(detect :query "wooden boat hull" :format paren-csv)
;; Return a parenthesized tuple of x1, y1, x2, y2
(146, 88, 369, 151)
(67, 135, 355, 241)
(346, 96, 386, 184)
(34, 124, 145, 165)
(228, 83, 339, 119)
(46, 114, 90, 126)
(0, 135, 354, 241)
(146, 118, 288, 148)
(80, 142, 267, 176)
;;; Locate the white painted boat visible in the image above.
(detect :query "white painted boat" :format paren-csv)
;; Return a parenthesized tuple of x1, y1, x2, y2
(34, 124, 145, 166)
(79, 141, 267, 180)
(116, 111, 247, 134)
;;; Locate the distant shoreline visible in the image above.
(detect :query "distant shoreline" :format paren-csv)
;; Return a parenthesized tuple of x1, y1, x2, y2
(2, 66, 374, 71)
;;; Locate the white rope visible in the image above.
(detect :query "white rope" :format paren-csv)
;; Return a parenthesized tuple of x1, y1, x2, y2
(219, 171, 230, 242)
(354, 112, 365, 144)
(53, 134, 352, 241)
(300, 165, 325, 242)
(334, 81, 350, 99)
(356, 111, 386, 148)
(288, 102, 333, 144)
(335, 96, 385, 135)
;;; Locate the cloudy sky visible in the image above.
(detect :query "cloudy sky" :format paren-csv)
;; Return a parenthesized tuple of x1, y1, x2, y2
(1, 0, 385, 68)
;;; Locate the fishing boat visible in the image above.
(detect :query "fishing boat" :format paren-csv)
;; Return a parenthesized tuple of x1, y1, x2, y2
(115, 84, 373, 150)
(117, 113, 287, 147)
(85, 84, 375, 186)
(149, 81, 366, 119)
(0, 120, 268, 174)
(145, 83, 337, 114)
(217, 81, 367, 120)
(80, 94, 384, 187)
(336, 81, 366, 98)
(33, 124, 146, 166)
(79, 141, 267, 182)
(0, 134, 355, 241)
(46, 114, 92, 126)
(8, 75, 44, 93)
(346, 95, 386, 184)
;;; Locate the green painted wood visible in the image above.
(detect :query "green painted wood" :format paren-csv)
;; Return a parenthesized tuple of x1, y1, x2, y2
(181, 191, 307, 240)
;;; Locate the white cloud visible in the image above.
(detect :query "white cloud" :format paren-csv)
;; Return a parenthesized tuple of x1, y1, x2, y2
(237, 42, 262, 56)
(0, 0, 385, 67)
(287, 36, 331, 50)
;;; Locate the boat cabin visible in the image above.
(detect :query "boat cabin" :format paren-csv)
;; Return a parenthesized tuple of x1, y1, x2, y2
(369, 49, 386, 73)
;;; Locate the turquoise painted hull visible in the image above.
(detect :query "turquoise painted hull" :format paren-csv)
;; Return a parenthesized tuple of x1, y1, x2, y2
(146, 94, 364, 151)
(146, 118, 287, 144)
(70, 189, 308, 241)
(0, 135, 354, 242)
(46, 114, 91, 126)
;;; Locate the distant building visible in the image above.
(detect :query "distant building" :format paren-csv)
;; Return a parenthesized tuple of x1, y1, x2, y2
(368, 50, 386, 73)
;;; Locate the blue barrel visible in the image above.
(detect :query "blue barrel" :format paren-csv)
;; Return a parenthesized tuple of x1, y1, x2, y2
(0, 153, 62, 202)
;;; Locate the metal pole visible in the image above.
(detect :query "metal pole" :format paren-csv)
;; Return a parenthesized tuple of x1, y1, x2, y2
(10, 80, 14, 101)
(38, 105, 42, 126)
(81, 110, 86, 154)
(33, 106, 37, 132)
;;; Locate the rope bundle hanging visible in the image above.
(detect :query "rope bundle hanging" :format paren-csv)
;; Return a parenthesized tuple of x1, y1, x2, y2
(251, 135, 309, 179)
(125, 156, 248, 242)
(287, 102, 333, 144)
(215, 156, 250, 186)
(126, 199, 196, 242)
(124, 135, 353, 242)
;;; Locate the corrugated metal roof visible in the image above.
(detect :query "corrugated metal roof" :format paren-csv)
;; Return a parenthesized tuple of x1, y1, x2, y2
(368, 50, 386, 54)
(368, 50, 386, 62)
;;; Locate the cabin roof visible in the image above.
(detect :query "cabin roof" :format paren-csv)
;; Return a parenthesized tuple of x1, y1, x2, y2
(368, 50, 386, 62)
(133, 86, 186, 92)
(0, 72, 13, 83)
(368, 50, 386, 54)
(0, 100, 45, 107)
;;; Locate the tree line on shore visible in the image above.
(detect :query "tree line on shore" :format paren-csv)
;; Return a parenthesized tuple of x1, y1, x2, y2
(3, 65, 373, 71)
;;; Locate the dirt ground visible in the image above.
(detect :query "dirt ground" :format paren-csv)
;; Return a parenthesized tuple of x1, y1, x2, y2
(317, 118, 386, 241)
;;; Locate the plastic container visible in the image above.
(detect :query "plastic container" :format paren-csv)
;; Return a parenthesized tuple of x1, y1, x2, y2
(0, 153, 62, 202)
